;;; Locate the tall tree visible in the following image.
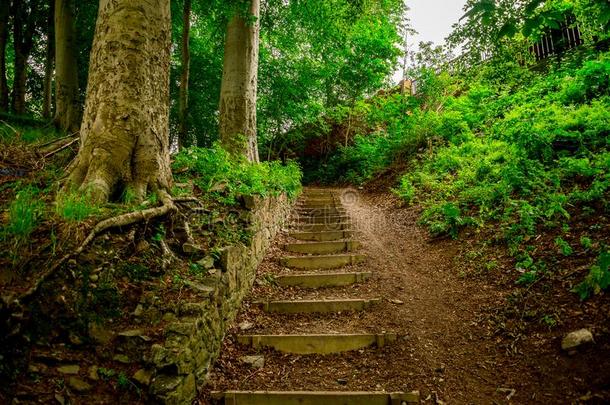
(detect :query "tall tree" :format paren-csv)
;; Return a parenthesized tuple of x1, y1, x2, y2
(42, 0, 54, 119)
(54, 0, 80, 132)
(11, 0, 43, 115)
(178, 0, 191, 148)
(218, 0, 260, 162)
(66, 0, 172, 202)
(0, 0, 9, 112)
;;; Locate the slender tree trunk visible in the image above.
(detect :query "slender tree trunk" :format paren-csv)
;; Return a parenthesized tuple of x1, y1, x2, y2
(218, 0, 260, 162)
(178, 0, 191, 149)
(43, 0, 55, 119)
(11, 1, 39, 115)
(54, 0, 80, 132)
(65, 0, 172, 202)
(0, 1, 9, 112)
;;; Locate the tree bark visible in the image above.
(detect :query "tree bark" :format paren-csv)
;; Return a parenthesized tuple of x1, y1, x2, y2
(42, 0, 55, 119)
(54, 0, 80, 132)
(0, 1, 9, 112)
(65, 0, 172, 202)
(218, 0, 260, 162)
(178, 0, 191, 149)
(11, 1, 40, 115)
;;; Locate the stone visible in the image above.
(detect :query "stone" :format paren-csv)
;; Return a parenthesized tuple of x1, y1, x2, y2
(239, 321, 254, 331)
(389, 299, 404, 305)
(135, 240, 150, 253)
(133, 368, 153, 386)
(68, 377, 92, 392)
(57, 365, 80, 375)
(562, 329, 594, 351)
(113, 354, 131, 364)
(88, 322, 115, 345)
(133, 304, 144, 317)
(151, 374, 182, 395)
(241, 355, 264, 369)
(197, 256, 215, 269)
(183, 280, 214, 296)
(88, 366, 99, 381)
(68, 332, 83, 345)
(336, 378, 348, 385)
(183, 243, 204, 254)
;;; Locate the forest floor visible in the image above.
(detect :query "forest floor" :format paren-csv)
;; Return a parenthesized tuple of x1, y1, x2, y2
(201, 188, 610, 404)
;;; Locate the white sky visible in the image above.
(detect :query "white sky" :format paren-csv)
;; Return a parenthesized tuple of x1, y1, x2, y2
(393, 0, 468, 82)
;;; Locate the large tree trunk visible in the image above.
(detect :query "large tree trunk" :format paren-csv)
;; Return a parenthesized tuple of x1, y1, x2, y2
(178, 0, 191, 149)
(11, 1, 39, 115)
(42, 0, 55, 119)
(218, 0, 260, 162)
(54, 0, 81, 132)
(0, 1, 9, 112)
(65, 0, 172, 202)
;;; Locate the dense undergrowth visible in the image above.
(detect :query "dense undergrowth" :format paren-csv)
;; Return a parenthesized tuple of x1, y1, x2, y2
(301, 49, 610, 300)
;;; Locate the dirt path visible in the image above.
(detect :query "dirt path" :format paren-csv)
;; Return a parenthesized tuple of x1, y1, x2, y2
(201, 188, 609, 404)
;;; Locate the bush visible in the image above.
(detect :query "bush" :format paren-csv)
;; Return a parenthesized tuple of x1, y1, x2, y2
(172, 144, 302, 205)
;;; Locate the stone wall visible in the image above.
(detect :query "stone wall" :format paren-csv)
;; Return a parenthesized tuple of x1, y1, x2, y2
(141, 194, 291, 404)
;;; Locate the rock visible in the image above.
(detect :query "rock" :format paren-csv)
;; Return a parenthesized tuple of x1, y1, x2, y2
(57, 365, 80, 375)
(133, 304, 144, 317)
(68, 377, 92, 392)
(135, 240, 150, 253)
(562, 329, 594, 351)
(68, 332, 83, 345)
(88, 322, 115, 345)
(197, 256, 215, 269)
(183, 243, 204, 254)
(336, 378, 348, 385)
(88, 366, 99, 381)
(113, 354, 131, 364)
(183, 280, 214, 296)
(241, 355, 264, 369)
(389, 298, 404, 305)
(239, 321, 254, 331)
(133, 369, 153, 386)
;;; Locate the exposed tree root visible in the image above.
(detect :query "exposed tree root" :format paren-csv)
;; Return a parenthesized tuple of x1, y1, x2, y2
(12, 190, 177, 308)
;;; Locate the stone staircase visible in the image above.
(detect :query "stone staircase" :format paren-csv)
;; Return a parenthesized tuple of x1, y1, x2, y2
(211, 188, 419, 404)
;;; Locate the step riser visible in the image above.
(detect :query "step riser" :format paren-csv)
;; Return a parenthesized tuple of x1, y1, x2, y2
(284, 241, 360, 254)
(293, 223, 352, 232)
(276, 272, 371, 288)
(295, 208, 347, 217)
(289, 231, 354, 242)
(281, 254, 365, 270)
(294, 216, 350, 224)
(211, 391, 420, 405)
(237, 333, 397, 355)
(258, 299, 379, 314)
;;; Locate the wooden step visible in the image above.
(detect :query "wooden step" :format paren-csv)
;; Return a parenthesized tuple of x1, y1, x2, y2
(236, 333, 397, 354)
(256, 298, 380, 314)
(283, 240, 360, 254)
(280, 254, 365, 270)
(295, 208, 347, 215)
(294, 215, 350, 224)
(211, 391, 420, 405)
(276, 272, 372, 288)
(297, 201, 341, 207)
(289, 231, 355, 242)
(293, 223, 352, 232)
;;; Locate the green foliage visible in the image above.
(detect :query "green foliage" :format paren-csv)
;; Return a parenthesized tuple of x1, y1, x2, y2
(573, 251, 610, 300)
(173, 144, 302, 205)
(55, 188, 101, 222)
(555, 237, 574, 256)
(2, 185, 45, 247)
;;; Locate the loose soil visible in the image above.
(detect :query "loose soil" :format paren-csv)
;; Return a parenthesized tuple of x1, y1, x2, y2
(200, 188, 610, 404)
